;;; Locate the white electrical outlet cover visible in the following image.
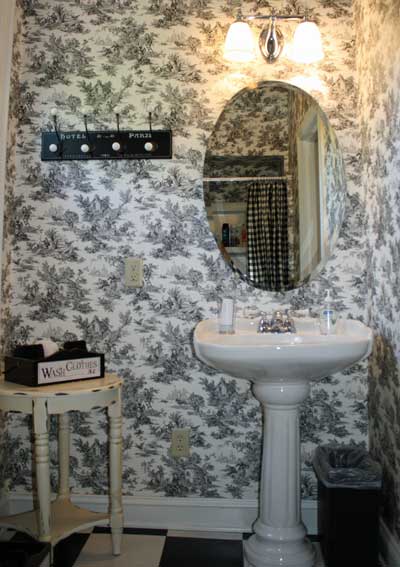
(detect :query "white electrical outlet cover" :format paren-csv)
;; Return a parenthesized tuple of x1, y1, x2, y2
(125, 257, 143, 288)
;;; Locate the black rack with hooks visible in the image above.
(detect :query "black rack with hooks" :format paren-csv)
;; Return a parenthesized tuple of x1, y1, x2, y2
(41, 110, 172, 161)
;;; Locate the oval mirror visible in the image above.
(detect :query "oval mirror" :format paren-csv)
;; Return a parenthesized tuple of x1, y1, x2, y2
(203, 81, 346, 292)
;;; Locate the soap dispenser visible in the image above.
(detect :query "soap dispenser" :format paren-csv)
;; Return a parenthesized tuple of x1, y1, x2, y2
(319, 290, 337, 335)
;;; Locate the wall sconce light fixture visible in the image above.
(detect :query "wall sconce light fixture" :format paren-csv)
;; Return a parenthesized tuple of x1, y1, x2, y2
(224, 10, 323, 64)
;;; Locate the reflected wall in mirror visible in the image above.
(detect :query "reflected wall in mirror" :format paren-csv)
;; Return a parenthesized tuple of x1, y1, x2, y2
(203, 81, 346, 292)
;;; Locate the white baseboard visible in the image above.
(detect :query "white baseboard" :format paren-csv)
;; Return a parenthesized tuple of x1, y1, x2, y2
(6, 492, 318, 535)
(380, 518, 400, 567)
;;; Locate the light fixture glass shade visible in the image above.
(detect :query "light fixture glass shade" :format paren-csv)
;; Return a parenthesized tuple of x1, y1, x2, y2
(291, 21, 324, 64)
(223, 21, 256, 62)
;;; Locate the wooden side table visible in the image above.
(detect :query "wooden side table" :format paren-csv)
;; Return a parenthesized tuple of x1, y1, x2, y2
(0, 373, 123, 557)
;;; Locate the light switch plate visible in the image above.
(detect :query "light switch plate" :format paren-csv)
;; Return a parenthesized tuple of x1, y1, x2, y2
(125, 257, 143, 288)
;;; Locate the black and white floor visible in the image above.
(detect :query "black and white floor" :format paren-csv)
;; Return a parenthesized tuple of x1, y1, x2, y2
(2, 527, 389, 567)
(1, 528, 329, 567)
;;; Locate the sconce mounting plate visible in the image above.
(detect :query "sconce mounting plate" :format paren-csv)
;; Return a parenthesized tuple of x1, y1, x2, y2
(259, 24, 285, 63)
(41, 130, 172, 161)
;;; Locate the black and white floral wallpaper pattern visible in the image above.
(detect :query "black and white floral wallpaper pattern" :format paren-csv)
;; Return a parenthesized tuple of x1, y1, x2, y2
(206, 84, 290, 170)
(355, 0, 400, 541)
(0, 1, 23, 497)
(0, 0, 369, 503)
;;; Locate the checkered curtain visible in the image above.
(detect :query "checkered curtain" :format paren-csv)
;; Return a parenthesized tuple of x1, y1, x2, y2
(247, 180, 289, 291)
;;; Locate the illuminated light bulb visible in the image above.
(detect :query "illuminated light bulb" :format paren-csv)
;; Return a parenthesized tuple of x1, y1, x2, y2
(223, 21, 256, 63)
(290, 21, 324, 64)
(50, 108, 58, 116)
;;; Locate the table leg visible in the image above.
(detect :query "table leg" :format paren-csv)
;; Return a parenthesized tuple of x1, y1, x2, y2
(33, 399, 51, 543)
(108, 391, 123, 555)
(58, 413, 70, 500)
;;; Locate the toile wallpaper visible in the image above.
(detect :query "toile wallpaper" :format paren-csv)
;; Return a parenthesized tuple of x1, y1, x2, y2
(0, 0, 369, 503)
(203, 84, 289, 208)
(0, 1, 23, 498)
(355, 0, 400, 542)
(206, 84, 290, 171)
(319, 113, 346, 251)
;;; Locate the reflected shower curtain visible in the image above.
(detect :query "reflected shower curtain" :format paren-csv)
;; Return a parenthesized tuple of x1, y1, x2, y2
(247, 180, 289, 291)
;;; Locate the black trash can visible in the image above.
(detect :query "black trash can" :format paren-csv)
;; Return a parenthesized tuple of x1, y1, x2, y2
(313, 445, 382, 567)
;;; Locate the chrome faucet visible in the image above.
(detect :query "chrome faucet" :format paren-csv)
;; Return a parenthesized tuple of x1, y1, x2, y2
(258, 312, 272, 334)
(258, 310, 296, 334)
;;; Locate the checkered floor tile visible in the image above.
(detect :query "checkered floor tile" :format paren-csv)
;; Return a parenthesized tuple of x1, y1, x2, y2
(1, 528, 386, 567)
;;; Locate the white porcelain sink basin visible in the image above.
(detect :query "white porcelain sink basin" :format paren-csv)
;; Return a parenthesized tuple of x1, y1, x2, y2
(194, 315, 373, 567)
(194, 317, 373, 382)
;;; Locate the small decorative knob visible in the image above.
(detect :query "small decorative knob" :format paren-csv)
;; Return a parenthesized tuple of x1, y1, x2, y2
(80, 143, 90, 153)
(144, 141, 155, 152)
(112, 141, 121, 152)
(49, 143, 58, 153)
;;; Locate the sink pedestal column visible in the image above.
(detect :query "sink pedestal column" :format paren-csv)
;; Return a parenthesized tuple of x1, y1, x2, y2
(244, 381, 315, 567)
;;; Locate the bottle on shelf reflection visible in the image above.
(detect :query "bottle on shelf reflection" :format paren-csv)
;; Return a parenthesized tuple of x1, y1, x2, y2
(231, 226, 241, 247)
(222, 223, 230, 247)
(241, 224, 247, 246)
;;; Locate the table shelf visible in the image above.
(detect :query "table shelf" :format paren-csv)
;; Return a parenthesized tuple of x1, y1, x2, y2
(0, 498, 109, 545)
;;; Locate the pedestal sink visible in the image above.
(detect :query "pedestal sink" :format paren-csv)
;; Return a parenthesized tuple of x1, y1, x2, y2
(194, 317, 372, 567)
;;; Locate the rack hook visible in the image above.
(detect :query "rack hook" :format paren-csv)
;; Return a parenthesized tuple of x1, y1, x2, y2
(81, 107, 92, 154)
(114, 107, 121, 134)
(112, 107, 123, 153)
(82, 107, 91, 138)
(49, 108, 62, 154)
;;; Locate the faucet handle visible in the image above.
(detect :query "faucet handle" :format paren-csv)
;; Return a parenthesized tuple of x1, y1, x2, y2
(257, 311, 270, 333)
(283, 309, 296, 333)
(272, 310, 284, 322)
